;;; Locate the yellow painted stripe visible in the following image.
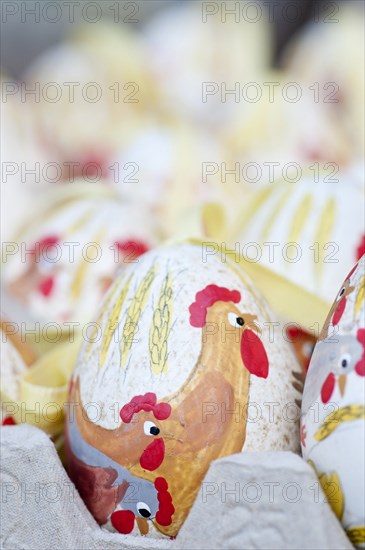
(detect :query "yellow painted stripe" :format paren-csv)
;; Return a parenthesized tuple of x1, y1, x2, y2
(261, 185, 294, 242)
(71, 229, 105, 300)
(100, 275, 132, 368)
(84, 275, 126, 360)
(288, 194, 313, 244)
(314, 198, 336, 281)
(228, 186, 275, 241)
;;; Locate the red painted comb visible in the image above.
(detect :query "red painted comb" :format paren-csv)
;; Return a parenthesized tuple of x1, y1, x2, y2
(189, 284, 241, 328)
(120, 393, 171, 424)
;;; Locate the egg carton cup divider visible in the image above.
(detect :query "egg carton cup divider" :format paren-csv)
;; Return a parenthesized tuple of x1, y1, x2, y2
(0, 424, 353, 550)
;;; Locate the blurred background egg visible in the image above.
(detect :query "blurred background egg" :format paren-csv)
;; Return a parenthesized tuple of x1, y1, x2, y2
(2, 182, 159, 329)
(301, 255, 365, 547)
(224, 170, 365, 330)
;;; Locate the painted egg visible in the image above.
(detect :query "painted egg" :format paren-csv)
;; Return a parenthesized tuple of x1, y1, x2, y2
(301, 255, 365, 548)
(24, 23, 154, 173)
(144, 2, 271, 126)
(283, 2, 364, 160)
(0, 73, 49, 242)
(66, 242, 301, 538)
(223, 70, 352, 178)
(227, 171, 365, 329)
(2, 183, 158, 327)
(112, 121, 226, 238)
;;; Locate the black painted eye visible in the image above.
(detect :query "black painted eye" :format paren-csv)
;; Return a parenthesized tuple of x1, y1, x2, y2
(337, 287, 346, 301)
(143, 421, 160, 436)
(137, 501, 151, 518)
(228, 313, 245, 328)
(339, 353, 351, 370)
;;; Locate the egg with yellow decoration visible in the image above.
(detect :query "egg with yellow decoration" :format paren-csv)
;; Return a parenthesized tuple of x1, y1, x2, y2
(2, 182, 158, 330)
(301, 255, 365, 548)
(66, 242, 301, 538)
(226, 170, 364, 331)
(23, 22, 155, 173)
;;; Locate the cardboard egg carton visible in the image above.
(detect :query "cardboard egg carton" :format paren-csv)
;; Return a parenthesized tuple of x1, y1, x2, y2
(0, 424, 353, 550)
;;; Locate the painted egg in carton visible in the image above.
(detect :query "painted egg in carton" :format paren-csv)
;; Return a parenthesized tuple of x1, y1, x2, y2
(283, 2, 365, 161)
(225, 170, 365, 331)
(143, 1, 272, 127)
(111, 118, 228, 239)
(0, 73, 50, 242)
(22, 22, 155, 175)
(2, 182, 159, 330)
(222, 69, 353, 184)
(301, 255, 365, 548)
(66, 242, 302, 538)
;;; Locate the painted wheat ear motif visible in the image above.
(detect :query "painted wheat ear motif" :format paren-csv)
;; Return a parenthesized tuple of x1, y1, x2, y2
(120, 264, 156, 368)
(99, 274, 132, 368)
(149, 272, 173, 375)
(84, 275, 126, 361)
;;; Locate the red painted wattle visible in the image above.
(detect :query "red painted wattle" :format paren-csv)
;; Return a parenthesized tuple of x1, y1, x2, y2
(38, 276, 55, 297)
(154, 477, 174, 527)
(240, 329, 269, 379)
(332, 297, 346, 326)
(140, 438, 165, 471)
(111, 509, 135, 534)
(321, 372, 335, 403)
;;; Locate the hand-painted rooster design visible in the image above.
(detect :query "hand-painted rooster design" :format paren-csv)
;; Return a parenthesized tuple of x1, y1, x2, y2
(66, 392, 174, 535)
(302, 330, 365, 411)
(8, 236, 150, 307)
(8, 236, 60, 302)
(319, 329, 365, 404)
(319, 265, 357, 341)
(67, 284, 270, 537)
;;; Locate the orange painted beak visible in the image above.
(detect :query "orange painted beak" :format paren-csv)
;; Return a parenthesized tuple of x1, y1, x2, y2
(338, 374, 347, 397)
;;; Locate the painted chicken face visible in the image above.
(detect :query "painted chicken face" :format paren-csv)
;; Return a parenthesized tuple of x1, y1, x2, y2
(72, 380, 171, 472)
(66, 394, 174, 536)
(316, 331, 365, 403)
(119, 392, 171, 471)
(320, 266, 356, 341)
(189, 284, 269, 379)
(8, 236, 61, 302)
